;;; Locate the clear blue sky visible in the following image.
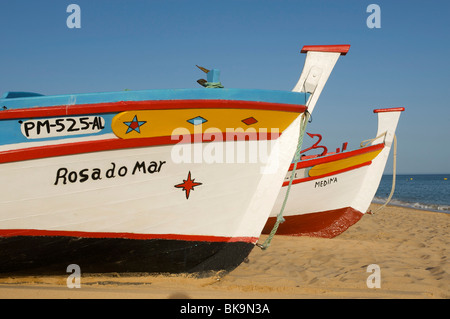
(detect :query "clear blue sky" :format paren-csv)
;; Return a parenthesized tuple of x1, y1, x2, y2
(1, 0, 449, 174)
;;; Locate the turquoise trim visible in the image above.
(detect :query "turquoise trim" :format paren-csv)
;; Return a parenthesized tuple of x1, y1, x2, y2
(1, 92, 45, 99)
(0, 88, 310, 110)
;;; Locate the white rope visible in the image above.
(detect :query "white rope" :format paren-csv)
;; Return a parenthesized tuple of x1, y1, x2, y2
(372, 134, 397, 214)
(360, 132, 386, 148)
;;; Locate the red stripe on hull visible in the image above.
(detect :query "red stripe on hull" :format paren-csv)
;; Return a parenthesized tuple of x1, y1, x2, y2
(282, 161, 371, 187)
(288, 143, 384, 171)
(263, 207, 363, 238)
(0, 229, 258, 244)
(0, 99, 307, 120)
(0, 131, 278, 164)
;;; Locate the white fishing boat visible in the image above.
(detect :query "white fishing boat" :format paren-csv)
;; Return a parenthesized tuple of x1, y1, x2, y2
(0, 44, 349, 275)
(264, 107, 404, 238)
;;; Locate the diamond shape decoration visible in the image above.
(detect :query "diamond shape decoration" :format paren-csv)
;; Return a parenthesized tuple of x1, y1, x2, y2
(241, 117, 258, 126)
(187, 116, 208, 126)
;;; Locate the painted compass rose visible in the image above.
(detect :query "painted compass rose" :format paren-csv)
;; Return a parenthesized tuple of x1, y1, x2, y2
(174, 171, 202, 199)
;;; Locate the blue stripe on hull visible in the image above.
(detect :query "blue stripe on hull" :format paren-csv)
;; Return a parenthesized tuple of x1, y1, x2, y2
(0, 88, 309, 110)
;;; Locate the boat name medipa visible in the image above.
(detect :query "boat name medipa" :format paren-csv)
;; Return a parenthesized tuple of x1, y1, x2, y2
(314, 177, 338, 188)
(54, 160, 166, 185)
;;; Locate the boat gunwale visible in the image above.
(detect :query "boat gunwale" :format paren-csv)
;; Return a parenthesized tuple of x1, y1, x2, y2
(0, 99, 307, 120)
(289, 142, 385, 171)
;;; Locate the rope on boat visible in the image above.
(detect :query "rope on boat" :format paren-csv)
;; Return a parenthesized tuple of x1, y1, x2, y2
(257, 111, 310, 250)
(360, 132, 386, 148)
(372, 134, 397, 214)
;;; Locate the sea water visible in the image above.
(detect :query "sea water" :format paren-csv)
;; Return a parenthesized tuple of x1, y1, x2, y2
(374, 174, 450, 213)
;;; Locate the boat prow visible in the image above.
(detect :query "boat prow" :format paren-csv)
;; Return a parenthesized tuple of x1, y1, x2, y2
(292, 44, 350, 113)
(0, 43, 349, 276)
(265, 107, 405, 238)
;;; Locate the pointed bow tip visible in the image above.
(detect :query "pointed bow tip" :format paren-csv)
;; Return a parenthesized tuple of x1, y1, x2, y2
(301, 44, 351, 55)
(373, 107, 405, 113)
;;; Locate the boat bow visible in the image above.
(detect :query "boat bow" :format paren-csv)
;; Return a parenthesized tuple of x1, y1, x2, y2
(292, 44, 350, 113)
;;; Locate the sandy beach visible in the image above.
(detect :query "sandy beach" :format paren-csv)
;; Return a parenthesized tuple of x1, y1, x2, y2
(0, 203, 448, 299)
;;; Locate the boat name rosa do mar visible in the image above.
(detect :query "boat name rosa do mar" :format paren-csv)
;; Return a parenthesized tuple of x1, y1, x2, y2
(53, 160, 167, 185)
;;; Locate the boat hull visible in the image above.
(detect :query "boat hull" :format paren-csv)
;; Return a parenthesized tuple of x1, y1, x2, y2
(265, 162, 371, 238)
(263, 206, 363, 238)
(265, 108, 404, 238)
(0, 133, 299, 275)
(0, 234, 254, 275)
(0, 89, 306, 275)
(0, 150, 258, 275)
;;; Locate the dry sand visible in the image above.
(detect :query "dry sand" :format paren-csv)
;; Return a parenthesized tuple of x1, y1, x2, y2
(0, 203, 448, 299)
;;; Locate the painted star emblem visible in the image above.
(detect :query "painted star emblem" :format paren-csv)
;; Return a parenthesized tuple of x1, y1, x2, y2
(123, 115, 147, 134)
(174, 171, 202, 199)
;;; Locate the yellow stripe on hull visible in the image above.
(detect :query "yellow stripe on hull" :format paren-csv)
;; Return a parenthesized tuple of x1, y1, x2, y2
(308, 149, 383, 177)
(112, 109, 300, 139)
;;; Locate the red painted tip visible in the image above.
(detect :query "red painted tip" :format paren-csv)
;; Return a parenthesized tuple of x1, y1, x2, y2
(373, 107, 405, 113)
(301, 45, 351, 56)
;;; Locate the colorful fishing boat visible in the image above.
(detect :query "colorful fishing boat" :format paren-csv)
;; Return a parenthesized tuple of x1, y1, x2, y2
(0, 44, 348, 275)
(264, 107, 404, 238)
